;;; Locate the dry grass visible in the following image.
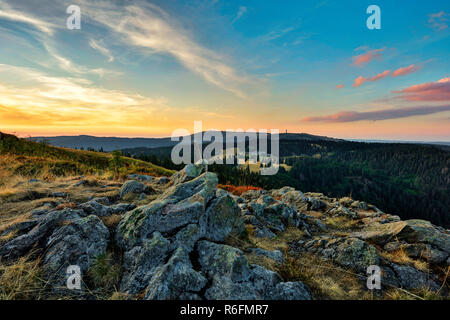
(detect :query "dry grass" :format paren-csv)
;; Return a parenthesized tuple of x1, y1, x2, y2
(101, 214, 122, 229)
(324, 215, 361, 231)
(379, 247, 429, 272)
(250, 227, 306, 252)
(385, 287, 445, 300)
(276, 250, 372, 300)
(0, 213, 31, 234)
(109, 291, 129, 300)
(0, 254, 45, 299)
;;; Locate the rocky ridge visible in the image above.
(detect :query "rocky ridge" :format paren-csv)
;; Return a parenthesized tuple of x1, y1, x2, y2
(0, 164, 448, 299)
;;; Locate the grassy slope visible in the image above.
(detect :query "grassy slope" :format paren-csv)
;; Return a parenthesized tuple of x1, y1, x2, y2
(0, 132, 174, 183)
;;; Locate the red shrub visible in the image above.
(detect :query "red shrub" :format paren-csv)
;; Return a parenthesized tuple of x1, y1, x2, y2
(217, 184, 261, 196)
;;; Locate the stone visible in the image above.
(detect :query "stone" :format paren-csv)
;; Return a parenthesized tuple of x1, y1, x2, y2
(197, 241, 251, 282)
(308, 197, 327, 211)
(332, 238, 379, 273)
(145, 247, 207, 300)
(80, 200, 111, 217)
(396, 220, 450, 254)
(43, 215, 109, 289)
(0, 209, 82, 260)
(269, 281, 311, 300)
(203, 194, 245, 242)
(120, 180, 147, 199)
(51, 192, 67, 198)
(391, 264, 440, 291)
(170, 164, 205, 185)
(91, 197, 110, 205)
(259, 207, 286, 233)
(254, 226, 277, 239)
(170, 224, 203, 252)
(157, 176, 169, 184)
(120, 232, 171, 294)
(116, 200, 204, 249)
(250, 248, 285, 263)
(128, 174, 154, 182)
(109, 203, 137, 215)
(354, 220, 450, 254)
(160, 172, 218, 207)
(352, 221, 408, 245)
(305, 237, 379, 273)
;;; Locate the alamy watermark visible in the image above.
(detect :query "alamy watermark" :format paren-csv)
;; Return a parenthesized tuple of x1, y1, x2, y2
(171, 121, 280, 175)
(366, 265, 381, 290)
(367, 5, 381, 30)
(66, 265, 81, 290)
(66, 5, 81, 30)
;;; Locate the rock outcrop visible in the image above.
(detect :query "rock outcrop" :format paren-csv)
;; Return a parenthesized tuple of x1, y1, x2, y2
(0, 164, 448, 300)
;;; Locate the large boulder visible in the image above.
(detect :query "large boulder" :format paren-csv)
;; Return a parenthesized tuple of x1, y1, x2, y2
(197, 240, 251, 282)
(391, 264, 440, 291)
(202, 194, 245, 242)
(353, 220, 450, 255)
(169, 163, 205, 185)
(196, 241, 311, 300)
(304, 237, 379, 273)
(116, 200, 204, 249)
(0, 209, 82, 261)
(120, 232, 171, 294)
(43, 215, 109, 289)
(145, 247, 207, 300)
(160, 172, 218, 207)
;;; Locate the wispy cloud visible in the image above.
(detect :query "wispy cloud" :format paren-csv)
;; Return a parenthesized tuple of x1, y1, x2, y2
(89, 39, 114, 62)
(44, 44, 119, 77)
(335, 84, 345, 89)
(393, 77, 450, 101)
(428, 11, 448, 31)
(260, 27, 295, 41)
(353, 70, 391, 87)
(303, 105, 450, 123)
(392, 64, 420, 77)
(232, 6, 247, 23)
(79, 1, 254, 97)
(0, 1, 55, 35)
(352, 48, 384, 66)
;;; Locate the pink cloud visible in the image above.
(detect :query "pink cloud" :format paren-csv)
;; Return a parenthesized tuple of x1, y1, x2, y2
(302, 105, 450, 123)
(352, 48, 384, 66)
(392, 64, 420, 77)
(393, 77, 450, 101)
(353, 70, 391, 87)
(335, 84, 345, 89)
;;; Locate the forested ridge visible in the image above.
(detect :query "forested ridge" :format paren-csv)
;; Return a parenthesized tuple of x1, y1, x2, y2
(126, 140, 450, 228)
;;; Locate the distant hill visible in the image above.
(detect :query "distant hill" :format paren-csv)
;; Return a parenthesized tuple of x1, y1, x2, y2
(27, 132, 341, 152)
(27, 135, 177, 152)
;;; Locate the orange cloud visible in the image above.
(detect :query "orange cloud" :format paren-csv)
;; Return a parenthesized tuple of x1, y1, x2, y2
(393, 77, 450, 101)
(335, 84, 345, 89)
(392, 64, 420, 77)
(352, 48, 384, 66)
(353, 70, 391, 87)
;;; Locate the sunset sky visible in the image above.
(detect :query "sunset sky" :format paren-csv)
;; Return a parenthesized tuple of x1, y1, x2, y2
(0, 0, 449, 140)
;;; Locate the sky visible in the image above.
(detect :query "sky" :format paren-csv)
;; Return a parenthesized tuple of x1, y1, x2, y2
(0, 0, 449, 141)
